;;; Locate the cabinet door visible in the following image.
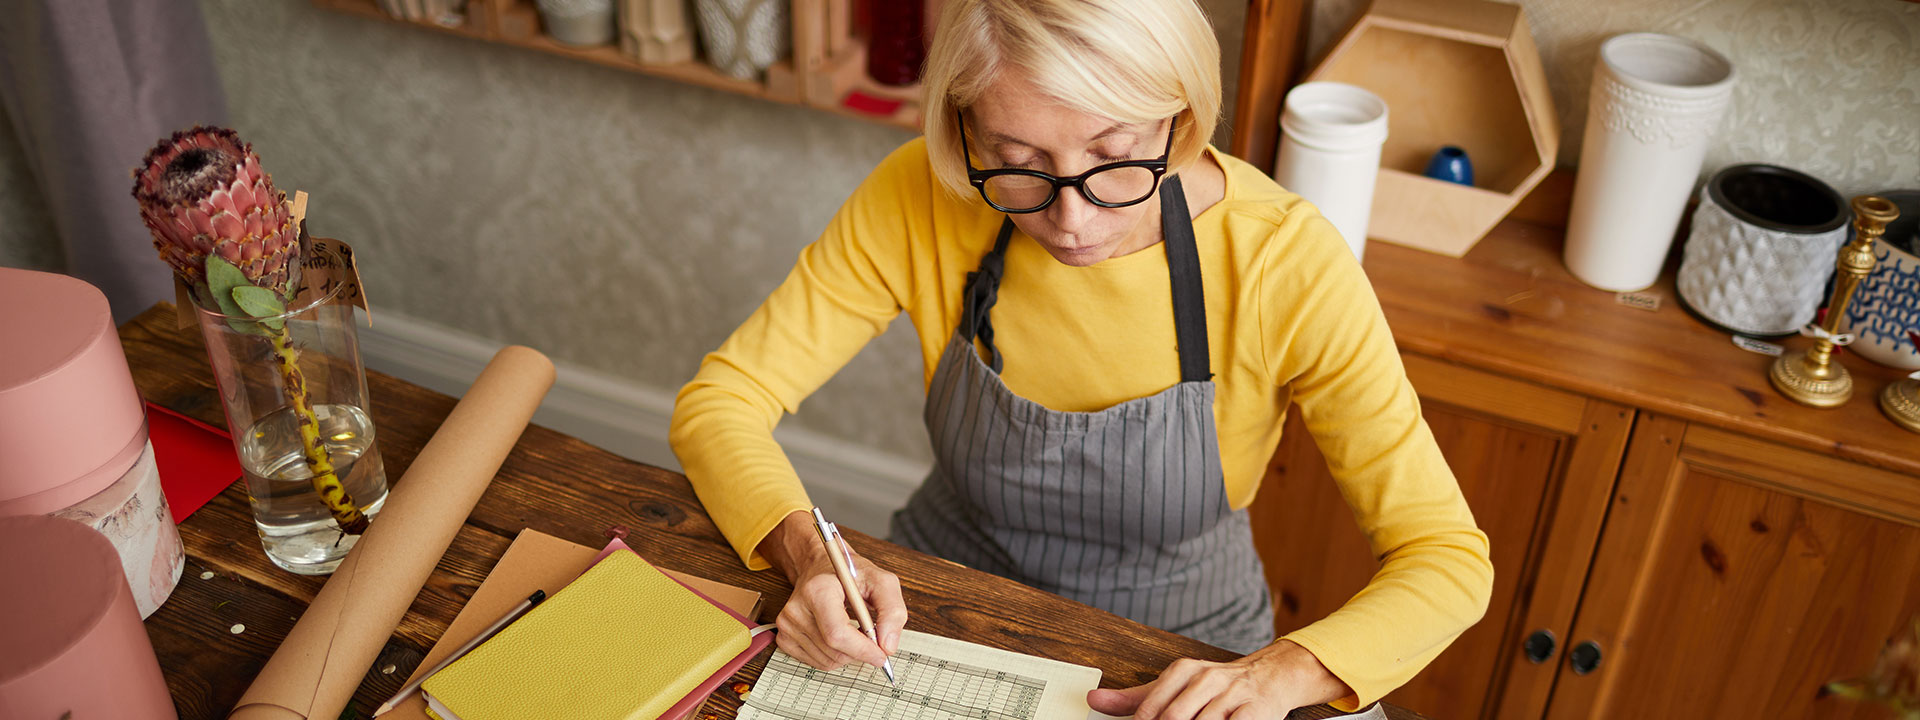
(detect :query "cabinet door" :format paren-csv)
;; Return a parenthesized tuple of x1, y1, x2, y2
(1249, 354, 1633, 720)
(1547, 416, 1920, 719)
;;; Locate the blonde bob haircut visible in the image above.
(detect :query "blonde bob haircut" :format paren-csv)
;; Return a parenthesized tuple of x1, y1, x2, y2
(922, 0, 1222, 200)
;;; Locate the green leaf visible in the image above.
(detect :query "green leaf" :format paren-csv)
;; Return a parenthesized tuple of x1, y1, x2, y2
(233, 285, 287, 318)
(203, 257, 264, 335)
(231, 285, 286, 332)
(206, 256, 249, 306)
(1825, 680, 1871, 701)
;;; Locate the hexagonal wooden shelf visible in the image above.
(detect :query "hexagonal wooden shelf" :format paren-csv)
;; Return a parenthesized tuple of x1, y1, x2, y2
(1306, 0, 1558, 257)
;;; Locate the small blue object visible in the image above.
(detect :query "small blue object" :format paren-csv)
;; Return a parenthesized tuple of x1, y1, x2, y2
(1424, 146, 1474, 186)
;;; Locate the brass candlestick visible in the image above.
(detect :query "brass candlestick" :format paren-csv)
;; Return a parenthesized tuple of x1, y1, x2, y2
(1769, 195, 1900, 408)
(1883, 375, 1920, 434)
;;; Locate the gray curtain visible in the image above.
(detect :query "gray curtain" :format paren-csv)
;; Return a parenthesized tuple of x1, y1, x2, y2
(0, 0, 230, 322)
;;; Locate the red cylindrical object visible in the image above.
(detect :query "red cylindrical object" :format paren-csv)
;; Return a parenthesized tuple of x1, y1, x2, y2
(0, 514, 177, 719)
(866, 1, 926, 86)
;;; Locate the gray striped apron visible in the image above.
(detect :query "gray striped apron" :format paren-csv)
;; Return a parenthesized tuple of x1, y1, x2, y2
(890, 177, 1275, 654)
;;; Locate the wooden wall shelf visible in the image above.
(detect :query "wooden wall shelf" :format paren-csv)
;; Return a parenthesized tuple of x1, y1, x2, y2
(311, 0, 923, 131)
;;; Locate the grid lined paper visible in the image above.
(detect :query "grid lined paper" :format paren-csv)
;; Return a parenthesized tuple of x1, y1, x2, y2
(737, 648, 1048, 720)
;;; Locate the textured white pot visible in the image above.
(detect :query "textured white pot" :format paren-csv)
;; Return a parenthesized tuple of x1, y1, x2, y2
(1676, 164, 1849, 337)
(695, 0, 789, 80)
(1564, 33, 1736, 291)
(538, 0, 618, 46)
(1272, 82, 1388, 263)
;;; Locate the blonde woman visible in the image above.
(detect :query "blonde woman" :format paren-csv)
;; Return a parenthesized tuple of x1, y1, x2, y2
(670, 0, 1493, 716)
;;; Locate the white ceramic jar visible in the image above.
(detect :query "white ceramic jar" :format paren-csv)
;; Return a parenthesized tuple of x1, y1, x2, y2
(1273, 82, 1389, 262)
(1564, 33, 1736, 291)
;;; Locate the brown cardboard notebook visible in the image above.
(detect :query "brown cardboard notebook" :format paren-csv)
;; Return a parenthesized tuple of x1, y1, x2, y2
(381, 529, 763, 720)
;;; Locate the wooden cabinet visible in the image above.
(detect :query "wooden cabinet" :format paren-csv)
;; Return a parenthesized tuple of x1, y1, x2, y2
(1546, 418, 1920, 719)
(1252, 355, 1631, 720)
(1250, 188, 1920, 719)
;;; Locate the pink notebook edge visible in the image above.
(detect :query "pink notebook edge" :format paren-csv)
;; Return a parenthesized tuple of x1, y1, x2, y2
(593, 538, 775, 720)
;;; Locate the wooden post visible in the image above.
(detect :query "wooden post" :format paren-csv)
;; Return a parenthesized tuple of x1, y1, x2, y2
(1229, 0, 1308, 174)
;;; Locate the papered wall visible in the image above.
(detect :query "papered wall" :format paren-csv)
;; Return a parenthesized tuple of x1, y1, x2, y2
(0, 105, 61, 272)
(0, 0, 1240, 471)
(1308, 0, 1920, 196)
(2, 0, 1913, 476)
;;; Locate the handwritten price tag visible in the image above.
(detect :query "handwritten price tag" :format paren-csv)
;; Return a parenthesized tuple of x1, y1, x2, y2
(1615, 291, 1662, 312)
(1732, 335, 1785, 356)
(295, 235, 373, 324)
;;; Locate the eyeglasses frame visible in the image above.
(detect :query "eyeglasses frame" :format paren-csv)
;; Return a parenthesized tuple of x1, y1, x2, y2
(959, 110, 1175, 214)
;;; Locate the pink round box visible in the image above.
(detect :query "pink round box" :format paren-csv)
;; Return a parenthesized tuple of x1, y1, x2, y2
(0, 514, 177, 719)
(0, 268, 184, 617)
(0, 268, 148, 513)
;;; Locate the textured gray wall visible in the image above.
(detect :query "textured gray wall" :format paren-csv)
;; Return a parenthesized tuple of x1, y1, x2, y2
(7, 0, 1910, 470)
(1306, 0, 1920, 196)
(199, 0, 935, 463)
(0, 0, 1240, 468)
(0, 104, 62, 272)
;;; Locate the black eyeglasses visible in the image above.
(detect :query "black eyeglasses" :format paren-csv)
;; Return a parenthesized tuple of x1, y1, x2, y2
(960, 111, 1173, 214)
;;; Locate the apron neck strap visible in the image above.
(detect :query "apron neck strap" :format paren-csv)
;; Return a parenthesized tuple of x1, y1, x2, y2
(960, 219, 1016, 373)
(960, 175, 1211, 382)
(1160, 176, 1212, 383)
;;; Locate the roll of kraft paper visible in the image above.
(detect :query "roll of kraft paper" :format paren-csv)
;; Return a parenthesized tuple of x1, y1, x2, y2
(230, 346, 555, 720)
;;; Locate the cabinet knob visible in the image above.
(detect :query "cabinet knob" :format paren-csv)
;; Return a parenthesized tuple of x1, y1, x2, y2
(1522, 629, 1557, 664)
(1570, 640, 1603, 675)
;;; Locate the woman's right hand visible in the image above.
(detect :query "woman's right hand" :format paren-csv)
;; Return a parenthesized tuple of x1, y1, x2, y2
(758, 510, 907, 672)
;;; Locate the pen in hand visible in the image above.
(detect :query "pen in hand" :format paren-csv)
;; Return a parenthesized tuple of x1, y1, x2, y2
(811, 507, 898, 687)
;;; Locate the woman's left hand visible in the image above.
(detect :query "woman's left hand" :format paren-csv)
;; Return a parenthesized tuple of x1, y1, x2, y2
(1086, 640, 1351, 719)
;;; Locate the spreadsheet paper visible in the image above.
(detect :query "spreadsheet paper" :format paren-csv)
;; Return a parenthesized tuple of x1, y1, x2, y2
(736, 630, 1108, 720)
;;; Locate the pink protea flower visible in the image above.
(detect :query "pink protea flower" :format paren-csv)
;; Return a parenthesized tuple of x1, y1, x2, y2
(131, 127, 298, 297)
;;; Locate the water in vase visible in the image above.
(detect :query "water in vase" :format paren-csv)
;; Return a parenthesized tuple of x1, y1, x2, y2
(237, 403, 389, 574)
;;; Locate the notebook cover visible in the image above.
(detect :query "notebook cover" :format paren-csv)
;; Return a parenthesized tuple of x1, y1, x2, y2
(384, 530, 764, 720)
(595, 540, 775, 720)
(421, 551, 750, 720)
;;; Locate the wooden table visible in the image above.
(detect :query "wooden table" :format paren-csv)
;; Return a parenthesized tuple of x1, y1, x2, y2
(123, 304, 1411, 720)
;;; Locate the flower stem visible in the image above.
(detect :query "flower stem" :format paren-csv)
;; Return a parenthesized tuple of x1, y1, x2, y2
(268, 326, 369, 535)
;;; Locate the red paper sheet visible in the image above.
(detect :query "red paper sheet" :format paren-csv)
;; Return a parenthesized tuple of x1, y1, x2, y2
(145, 401, 241, 523)
(843, 90, 904, 116)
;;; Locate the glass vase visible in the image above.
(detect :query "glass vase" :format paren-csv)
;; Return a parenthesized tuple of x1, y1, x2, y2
(193, 285, 389, 575)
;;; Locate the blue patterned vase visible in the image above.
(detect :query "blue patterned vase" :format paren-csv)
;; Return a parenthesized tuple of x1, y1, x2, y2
(1839, 190, 1920, 370)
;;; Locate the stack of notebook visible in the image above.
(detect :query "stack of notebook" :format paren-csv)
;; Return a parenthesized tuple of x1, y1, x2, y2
(396, 530, 771, 720)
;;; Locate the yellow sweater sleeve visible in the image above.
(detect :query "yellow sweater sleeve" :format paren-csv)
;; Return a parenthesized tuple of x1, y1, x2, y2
(1262, 210, 1496, 710)
(669, 143, 922, 570)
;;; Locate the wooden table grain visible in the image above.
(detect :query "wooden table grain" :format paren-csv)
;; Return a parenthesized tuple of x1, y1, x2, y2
(124, 304, 1414, 720)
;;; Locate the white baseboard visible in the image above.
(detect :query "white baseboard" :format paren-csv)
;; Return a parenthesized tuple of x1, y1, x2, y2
(353, 310, 925, 534)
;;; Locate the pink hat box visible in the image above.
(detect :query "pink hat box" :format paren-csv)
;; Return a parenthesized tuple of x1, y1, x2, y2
(1, 268, 184, 617)
(0, 514, 177, 719)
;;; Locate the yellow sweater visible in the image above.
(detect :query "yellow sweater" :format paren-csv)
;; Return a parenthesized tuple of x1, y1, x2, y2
(670, 138, 1492, 709)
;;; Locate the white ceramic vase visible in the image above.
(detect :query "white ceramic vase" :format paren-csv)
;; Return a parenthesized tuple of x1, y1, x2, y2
(1564, 33, 1736, 291)
(695, 0, 789, 80)
(1272, 82, 1389, 263)
(539, 0, 617, 46)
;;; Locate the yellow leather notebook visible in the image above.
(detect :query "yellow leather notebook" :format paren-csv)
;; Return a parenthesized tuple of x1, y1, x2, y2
(420, 551, 751, 720)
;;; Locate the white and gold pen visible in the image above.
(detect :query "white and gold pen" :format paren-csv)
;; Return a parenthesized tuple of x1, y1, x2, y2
(811, 507, 898, 686)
